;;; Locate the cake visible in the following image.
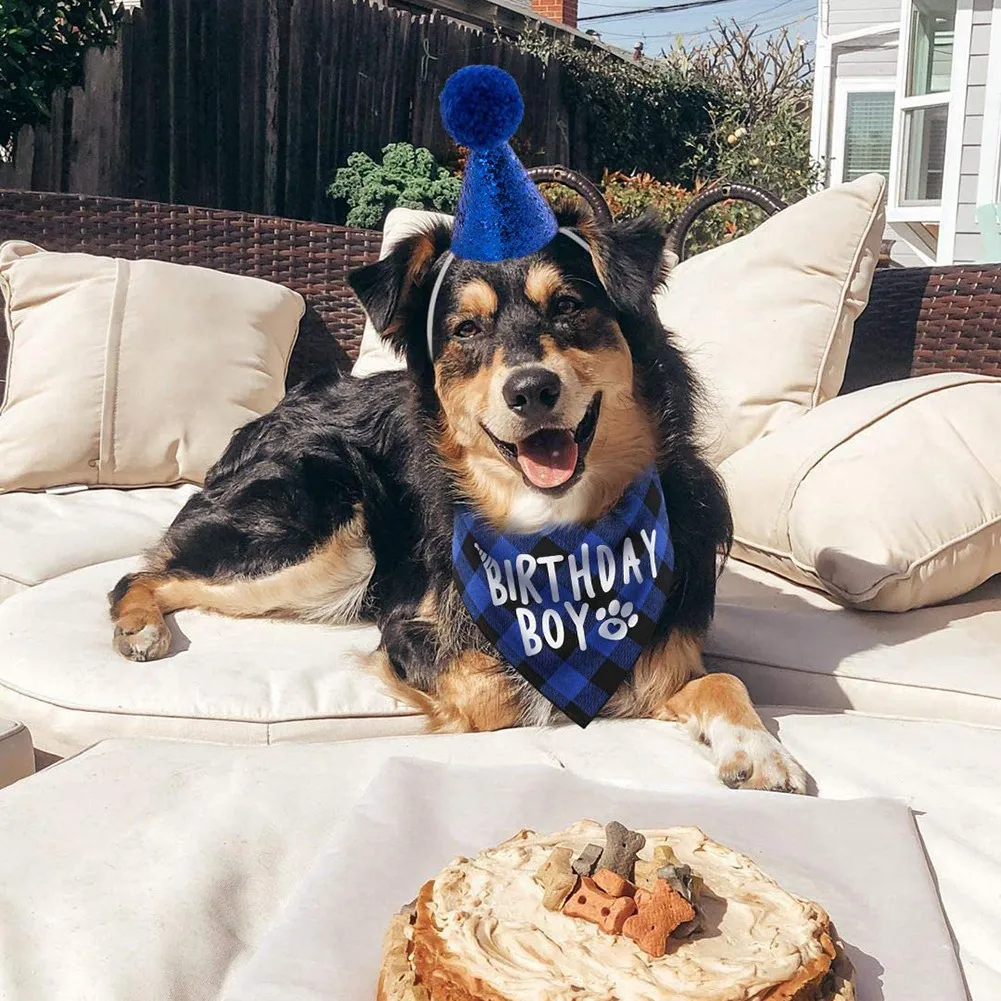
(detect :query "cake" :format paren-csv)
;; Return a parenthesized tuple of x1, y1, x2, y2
(377, 820, 855, 1001)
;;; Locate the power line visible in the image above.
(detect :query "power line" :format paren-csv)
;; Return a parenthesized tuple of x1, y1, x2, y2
(752, 0, 813, 17)
(598, 11, 812, 41)
(579, 0, 743, 24)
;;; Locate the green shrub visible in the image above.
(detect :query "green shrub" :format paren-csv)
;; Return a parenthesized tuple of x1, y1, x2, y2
(329, 142, 462, 229)
(601, 171, 767, 258)
(518, 31, 723, 187)
(0, 0, 122, 158)
(688, 105, 820, 202)
(667, 22, 819, 201)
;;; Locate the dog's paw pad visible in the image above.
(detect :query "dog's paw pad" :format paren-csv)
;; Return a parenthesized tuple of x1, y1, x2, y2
(596, 601, 638, 641)
(114, 622, 171, 662)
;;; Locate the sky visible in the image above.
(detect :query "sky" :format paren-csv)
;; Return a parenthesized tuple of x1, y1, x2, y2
(575, 0, 818, 58)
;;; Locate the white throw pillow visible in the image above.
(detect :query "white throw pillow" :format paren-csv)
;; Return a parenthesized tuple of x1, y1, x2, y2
(656, 174, 886, 463)
(720, 372, 1001, 612)
(352, 207, 450, 378)
(0, 241, 304, 491)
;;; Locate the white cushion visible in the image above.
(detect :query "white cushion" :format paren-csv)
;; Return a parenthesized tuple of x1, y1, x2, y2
(352, 207, 450, 378)
(0, 718, 33, 789)
(656, 174, 886, 463)
(0, 484, 198, 596)
(0, 557, 422, 756)
(0, 241, 304, 491)
(707, 558, 1001, 726)
(0, 714, 997, 1000)
(720, 372, 1001, 611)
(3, 549, 998, 756)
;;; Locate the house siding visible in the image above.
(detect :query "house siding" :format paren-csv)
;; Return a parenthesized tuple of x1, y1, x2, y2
(835, 45, 899, 78)
(828, 0, 900, 33)
(827, 0, 900, 81)
(952, 0, 994, 262)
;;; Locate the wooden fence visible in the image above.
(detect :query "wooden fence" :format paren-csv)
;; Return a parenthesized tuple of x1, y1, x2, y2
(0, 0, 588, 222)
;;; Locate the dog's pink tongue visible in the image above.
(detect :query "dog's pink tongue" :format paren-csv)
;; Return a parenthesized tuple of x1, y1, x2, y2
(516, 430, 579, 489)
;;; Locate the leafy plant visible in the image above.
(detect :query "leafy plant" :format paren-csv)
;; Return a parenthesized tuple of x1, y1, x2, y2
(666, 22, 820, 201)
(518, 29, 723, 187)
(690, 104, 820, 202)
(665, 21, 812, 123)
(329, 142, 462, 229)
(0, 0, 122, 159)
(601, 170, 767, 258)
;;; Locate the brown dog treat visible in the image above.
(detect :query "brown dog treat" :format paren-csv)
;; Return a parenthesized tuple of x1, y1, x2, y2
(673, 911, 705, 939)
(658, 863, 696, 901)
(571, 844, 603, 878)
(633, 859, 659, 891)
(563, 877, 638, 934)
(592, 867, 635, 898)
(534, 847, 578, 911)
(657, 863, 705, 938)
(624, 879, 697, 957)
(653, 843, 680, 867)
(598, 822, 646, 880)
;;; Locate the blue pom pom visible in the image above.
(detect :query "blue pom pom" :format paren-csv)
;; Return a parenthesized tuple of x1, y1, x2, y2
(440, 65, 524, 151)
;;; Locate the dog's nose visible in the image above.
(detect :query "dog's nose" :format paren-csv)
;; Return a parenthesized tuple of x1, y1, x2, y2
(502, 367, 562, 419)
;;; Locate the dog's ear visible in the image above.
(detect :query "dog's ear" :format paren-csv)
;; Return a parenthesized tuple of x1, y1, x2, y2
(348, 222, 452, 357)
(582, 212, 670, 316)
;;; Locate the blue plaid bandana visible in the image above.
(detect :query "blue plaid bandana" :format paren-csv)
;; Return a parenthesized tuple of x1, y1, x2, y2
(452, 467, 675, 727)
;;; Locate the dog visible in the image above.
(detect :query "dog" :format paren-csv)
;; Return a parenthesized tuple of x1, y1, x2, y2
(108, 200, 807, 793)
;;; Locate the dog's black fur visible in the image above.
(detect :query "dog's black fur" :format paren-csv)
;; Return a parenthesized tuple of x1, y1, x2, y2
(111, 205, 731, 701)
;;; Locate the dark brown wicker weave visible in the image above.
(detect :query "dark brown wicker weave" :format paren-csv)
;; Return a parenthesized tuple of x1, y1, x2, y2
(845, 264, 1001, 390)
(2, 187, 1001, 392)
(0, 190, 383, 389)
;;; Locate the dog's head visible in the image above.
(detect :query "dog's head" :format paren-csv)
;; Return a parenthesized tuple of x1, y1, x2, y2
(350, 203, 677, 531)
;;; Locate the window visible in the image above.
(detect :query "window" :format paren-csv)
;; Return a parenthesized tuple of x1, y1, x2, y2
(896, 0, 957, 208)
(906, 0, 955, 96)
(843, 91, 895, 182)
(902, 104, 948, 201)
(831, 81, 895, 186)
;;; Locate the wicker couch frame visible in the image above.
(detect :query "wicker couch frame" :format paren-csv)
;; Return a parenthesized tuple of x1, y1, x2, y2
(2, 188, 1001, 392)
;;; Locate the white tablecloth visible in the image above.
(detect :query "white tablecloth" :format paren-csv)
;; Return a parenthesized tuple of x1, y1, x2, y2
(0, 710, 996, 1000)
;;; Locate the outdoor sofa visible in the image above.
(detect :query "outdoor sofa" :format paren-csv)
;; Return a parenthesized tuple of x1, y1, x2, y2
(0, 181, 998, 999)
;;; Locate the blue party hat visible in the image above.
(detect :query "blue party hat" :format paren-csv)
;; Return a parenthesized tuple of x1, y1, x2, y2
(440, 65, 559, 262)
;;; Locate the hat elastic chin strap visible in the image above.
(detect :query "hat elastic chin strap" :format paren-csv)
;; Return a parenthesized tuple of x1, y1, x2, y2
(426, 227, 598, 359)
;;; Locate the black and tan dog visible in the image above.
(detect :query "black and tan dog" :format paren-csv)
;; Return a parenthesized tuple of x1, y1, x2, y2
(109, 202, 806, 793)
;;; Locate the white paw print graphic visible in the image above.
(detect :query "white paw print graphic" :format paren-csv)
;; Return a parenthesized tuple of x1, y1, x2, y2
(595, 600, 639, 641)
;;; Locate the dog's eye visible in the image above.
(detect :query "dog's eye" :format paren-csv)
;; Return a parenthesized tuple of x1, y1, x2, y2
(454, 320, 479, 339)
(553, 295, 582, 316)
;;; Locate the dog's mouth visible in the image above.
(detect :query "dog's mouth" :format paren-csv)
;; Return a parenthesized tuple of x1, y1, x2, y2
(484, 393, 602, 493)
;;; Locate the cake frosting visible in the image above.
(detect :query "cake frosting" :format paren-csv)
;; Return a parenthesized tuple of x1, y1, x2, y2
(378, 820, 854, 1001)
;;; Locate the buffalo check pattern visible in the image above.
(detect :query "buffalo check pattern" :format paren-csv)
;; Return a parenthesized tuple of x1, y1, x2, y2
(453, 466, 675, 727)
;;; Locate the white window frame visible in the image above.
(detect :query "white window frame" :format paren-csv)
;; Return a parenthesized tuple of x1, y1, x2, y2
(830, 79, 895, 186)
(811, 23, 900, 180)
(887, 0, 973, 243)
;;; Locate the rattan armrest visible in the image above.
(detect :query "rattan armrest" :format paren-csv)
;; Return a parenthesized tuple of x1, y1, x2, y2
(843, 264, 1001, 393)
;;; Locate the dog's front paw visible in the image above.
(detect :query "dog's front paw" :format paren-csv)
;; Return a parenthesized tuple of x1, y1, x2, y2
(114, 621, 172, 662)
(710, 723, 808, 794)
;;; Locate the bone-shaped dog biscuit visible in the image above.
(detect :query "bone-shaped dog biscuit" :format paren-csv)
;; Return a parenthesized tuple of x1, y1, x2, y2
(624, 878, 697, 957)
(534, 847, 578, 911)
(592, 867, 635, 898)
(597, 821, 646, 880)
(563, 876, 637, 934)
